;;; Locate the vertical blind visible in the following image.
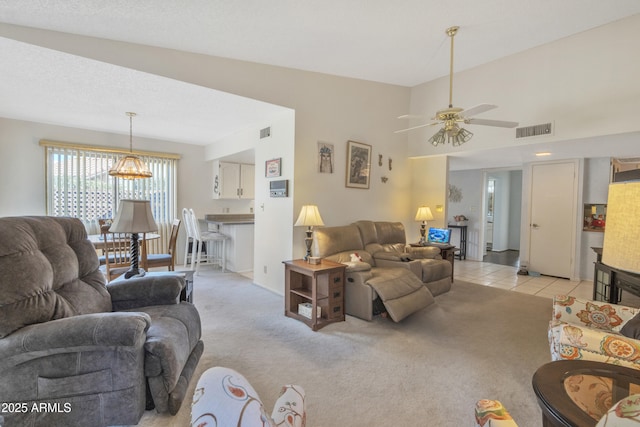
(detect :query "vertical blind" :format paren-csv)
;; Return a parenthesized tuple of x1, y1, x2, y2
(43, 141, 178, 254)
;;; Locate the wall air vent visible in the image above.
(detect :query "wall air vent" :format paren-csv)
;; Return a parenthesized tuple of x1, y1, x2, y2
(260, 127, 271, 139)
(515, 122, 553, 139)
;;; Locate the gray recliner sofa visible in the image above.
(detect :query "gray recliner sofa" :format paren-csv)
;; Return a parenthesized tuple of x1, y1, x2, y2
(0, 216, 203, 427)
(313, 220, 452, 322)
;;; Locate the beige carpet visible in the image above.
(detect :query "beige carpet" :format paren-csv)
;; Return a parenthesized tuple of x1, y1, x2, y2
(137, 269, 552, 427)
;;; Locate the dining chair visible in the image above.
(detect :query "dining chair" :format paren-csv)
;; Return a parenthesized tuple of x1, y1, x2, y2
(144, 218, 181, 271)
(98, 224, 131, 282)
(97, 219, 112, 263)
(188, 208, 229, 275)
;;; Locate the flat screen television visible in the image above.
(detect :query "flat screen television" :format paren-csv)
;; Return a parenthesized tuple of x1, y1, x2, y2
(427, 227, 451, 244)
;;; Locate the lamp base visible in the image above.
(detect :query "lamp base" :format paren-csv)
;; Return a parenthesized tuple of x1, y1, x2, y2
(124, 268, 146, 279)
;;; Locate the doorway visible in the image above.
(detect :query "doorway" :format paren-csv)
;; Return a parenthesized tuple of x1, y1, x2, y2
(482, 170, 522, 267)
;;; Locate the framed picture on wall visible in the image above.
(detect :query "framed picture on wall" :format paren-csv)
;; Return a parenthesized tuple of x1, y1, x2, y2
(265, 158, 281, 178)
(346, 140, 371, 189)
(318, 141, 334, 173)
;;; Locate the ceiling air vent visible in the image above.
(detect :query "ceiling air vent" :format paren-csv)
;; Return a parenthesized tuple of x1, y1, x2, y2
(260, 127, 271, 139)
(515, 122, 553, 139)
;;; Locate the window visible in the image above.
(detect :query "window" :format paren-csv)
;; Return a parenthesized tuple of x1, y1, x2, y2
(41, 140, 178, 254)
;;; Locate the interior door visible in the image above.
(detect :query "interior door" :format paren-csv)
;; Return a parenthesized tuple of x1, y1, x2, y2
(529, 161, 577, 278)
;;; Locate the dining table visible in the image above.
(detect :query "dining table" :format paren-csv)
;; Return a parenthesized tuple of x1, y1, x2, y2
(88, 232, 161, 269)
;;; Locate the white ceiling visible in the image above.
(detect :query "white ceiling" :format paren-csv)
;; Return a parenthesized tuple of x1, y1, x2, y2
(0, 1, 639, 165)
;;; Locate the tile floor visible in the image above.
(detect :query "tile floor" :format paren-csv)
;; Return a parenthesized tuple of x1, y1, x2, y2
(455, 259, 594, 300)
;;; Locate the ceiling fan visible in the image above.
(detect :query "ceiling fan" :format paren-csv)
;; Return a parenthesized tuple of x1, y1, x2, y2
(395, 26, 518, 146)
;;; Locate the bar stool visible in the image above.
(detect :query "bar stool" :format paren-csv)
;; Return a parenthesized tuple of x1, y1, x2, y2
(188, 209, 229, 275)
(182, 207, 197, 269)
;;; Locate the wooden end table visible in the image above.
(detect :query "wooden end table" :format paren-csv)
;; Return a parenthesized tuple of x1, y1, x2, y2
(283, 259, 345, 331)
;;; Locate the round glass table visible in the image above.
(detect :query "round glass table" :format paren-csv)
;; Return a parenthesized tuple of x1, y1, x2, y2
(532, 360, 640, 426)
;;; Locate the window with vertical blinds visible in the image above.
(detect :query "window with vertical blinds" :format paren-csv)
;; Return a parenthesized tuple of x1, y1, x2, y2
(41, 140, 179, 254)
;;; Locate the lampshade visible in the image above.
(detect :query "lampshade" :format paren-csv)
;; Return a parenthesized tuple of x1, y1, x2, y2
(110, 199, 158, 233)
(109, 112, 152, 180)
(294, 205, 325, 227)
(602, 181, 640, 274)
(415, 206, 434, 222)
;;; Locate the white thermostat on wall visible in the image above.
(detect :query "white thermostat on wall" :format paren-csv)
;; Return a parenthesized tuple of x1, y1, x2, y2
(270, 180, 288, 197)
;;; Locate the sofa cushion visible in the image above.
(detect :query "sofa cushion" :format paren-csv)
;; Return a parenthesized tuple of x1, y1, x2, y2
(0, 217, 112, 338)
(355, 220, 407, 256)
(314, 224, 364, 255)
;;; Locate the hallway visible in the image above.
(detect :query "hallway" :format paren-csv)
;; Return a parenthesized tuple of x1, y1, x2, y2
(482, 250, 520, 267)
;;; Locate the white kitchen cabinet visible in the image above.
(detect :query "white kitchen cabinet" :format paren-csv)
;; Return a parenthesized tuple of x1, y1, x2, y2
(213, 161, 255, 199)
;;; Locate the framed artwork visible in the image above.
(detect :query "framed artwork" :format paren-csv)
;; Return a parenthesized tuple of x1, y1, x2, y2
(265, 158, 281, 178)
(346, 140, 371, 189)
(317, 141, 334, 173)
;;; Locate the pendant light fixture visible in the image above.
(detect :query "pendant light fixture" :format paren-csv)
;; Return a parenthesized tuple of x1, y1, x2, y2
(109, 112, 152, 179)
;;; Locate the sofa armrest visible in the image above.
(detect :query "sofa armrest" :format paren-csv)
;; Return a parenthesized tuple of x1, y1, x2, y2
(552, 295, 640, 333)
(344, 271, 375, 321)
(0, 312, 150, 364)
(108, 274, 184, 310)
(549, 322, 640, 368)
(406, 246, 442, 259)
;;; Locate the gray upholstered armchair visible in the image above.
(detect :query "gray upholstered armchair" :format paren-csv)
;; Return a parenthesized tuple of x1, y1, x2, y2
(0, 216, 203, 427)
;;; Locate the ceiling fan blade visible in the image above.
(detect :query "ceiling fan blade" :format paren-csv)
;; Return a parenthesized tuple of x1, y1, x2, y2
(394, 122, 440, 134)
(466, 118, 519, 128)
(461, 104, 497, 117)
(397, 114, 426, 119)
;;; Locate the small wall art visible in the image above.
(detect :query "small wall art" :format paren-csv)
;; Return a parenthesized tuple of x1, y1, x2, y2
(346, 140, 371, 189)
(318, 141, 334, 173)
(265, 158, 281, 178)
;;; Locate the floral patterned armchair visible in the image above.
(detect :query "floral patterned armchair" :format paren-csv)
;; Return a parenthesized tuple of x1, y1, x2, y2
(548, 295, 640, 369)
(475, 396, 640, 427)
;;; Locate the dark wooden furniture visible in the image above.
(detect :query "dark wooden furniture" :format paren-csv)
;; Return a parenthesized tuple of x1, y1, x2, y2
(592, 247, 640, 303)
(447, 224, 467, 260)
(283, 259, 345, 331)
(533, 360, 640, 427)
(411, 243, 456, 281)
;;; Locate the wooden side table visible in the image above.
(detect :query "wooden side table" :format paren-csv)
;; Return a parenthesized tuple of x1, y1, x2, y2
(283, 259, 345, 331)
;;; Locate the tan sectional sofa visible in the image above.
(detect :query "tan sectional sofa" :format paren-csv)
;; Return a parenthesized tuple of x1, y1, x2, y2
(313, 220, 452, 322)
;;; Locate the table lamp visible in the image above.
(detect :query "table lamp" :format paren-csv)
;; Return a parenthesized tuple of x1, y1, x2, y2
(415, 206, 434, 245)
(294, 205, 325, 260)
(110, 199, 158, 278)
(602, 181, 640, 274)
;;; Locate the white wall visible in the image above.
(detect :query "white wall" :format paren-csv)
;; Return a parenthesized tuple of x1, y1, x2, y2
(408, 14, 640, 159)
(204, 112, 296, 293)
(447, 169, 483, 260)
(0, 25, 412, 295)
(0, 117, 213, 262)
(508, 171, 522, 250)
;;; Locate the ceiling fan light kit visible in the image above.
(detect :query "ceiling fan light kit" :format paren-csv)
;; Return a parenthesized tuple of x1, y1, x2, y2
(395, 26, 518, 146)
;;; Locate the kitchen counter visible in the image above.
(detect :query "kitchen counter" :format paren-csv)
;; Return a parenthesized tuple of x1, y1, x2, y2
(203, 214, 254, 273)
(204, 214, 254, 224)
